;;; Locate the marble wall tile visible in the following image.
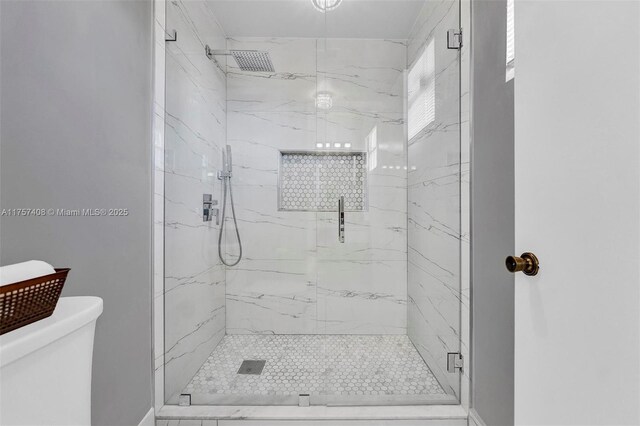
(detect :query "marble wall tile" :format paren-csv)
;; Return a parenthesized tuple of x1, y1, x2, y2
(226, 110, 317, 186)
(407, 242, 460, 395)
(223, 184, 317, 261)
(316, 111, 405, 152)
(163, 0, 227, 404)
(407, 0, 460, 67)
(406, 0, 465, 400)
(317, 39, 407, 114)
(226, 37, 407, 335)
(226, 259, 318, 334)
(317, 260, 407, 334)
(316, 206, 406, 262)
(227, 38, 317, 113)
(165, 0, 226, 55)
(164, 265, 226, 404)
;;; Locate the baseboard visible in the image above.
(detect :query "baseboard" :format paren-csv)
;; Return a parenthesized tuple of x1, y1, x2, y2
(138, 407, 154, 426)
(468, 409, 487, 426)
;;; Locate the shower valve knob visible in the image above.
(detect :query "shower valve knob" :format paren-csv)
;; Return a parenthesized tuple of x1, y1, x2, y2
(505, 252, 539, 276)
(203, 194, 219, 224)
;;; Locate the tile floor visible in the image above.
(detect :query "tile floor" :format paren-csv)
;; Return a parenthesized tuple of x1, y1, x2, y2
(182, 335, 446, 405)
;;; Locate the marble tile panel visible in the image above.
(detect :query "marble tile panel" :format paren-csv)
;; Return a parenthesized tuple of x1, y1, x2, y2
(164, 264, 226, 403)
(317, 39, 406, 114)
(166, 0, 226, 55)
(224, 37, 407, 337)
(225, 259, 318, 334)
(317, 260, 407, 334)
(222, 184, 317, 261)
(316, 185, 407, 262)
(407, 0, 460, 65)
(227, 38, 317, 113)
(317, 111, 405, 154)
(163, 0, 228, 404)
(405, 0, 464, 400)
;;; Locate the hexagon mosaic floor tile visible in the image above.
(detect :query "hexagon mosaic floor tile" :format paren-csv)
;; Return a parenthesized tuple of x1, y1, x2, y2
(182, 335, 445, 401)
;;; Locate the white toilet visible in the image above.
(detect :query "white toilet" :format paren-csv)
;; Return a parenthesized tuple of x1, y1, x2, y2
(0, 296, 103, 426)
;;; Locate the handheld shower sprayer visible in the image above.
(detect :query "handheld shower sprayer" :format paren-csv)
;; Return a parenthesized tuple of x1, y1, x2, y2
(218, 145, 232, 179)
(217, 145, 242, 266)
(225, 145, 232, 174)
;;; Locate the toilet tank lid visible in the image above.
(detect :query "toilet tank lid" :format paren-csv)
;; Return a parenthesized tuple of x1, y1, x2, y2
(0, 296, 103, 368)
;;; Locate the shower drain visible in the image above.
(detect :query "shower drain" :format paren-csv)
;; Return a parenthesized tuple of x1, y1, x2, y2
(237, 360, 266, 375)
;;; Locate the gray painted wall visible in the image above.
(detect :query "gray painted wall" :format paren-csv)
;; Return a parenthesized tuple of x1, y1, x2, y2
(0, 1, 154, 425)
(470, 0, 515, 424)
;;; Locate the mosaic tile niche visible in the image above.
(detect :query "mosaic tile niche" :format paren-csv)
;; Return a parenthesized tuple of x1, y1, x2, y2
(279, 151, 368, 211)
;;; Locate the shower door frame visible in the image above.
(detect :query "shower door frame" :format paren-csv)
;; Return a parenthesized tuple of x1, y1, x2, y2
(151, 0, 471, 418)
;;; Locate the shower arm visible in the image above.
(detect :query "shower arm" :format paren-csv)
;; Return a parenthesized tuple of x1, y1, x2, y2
(205, 45, 233, 59)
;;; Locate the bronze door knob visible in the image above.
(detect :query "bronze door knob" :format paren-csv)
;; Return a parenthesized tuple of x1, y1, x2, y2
(506, 252, 539, 276)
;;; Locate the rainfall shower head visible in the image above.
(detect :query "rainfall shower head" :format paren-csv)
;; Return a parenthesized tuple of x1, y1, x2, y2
(205, 45, 275, 72)
(230, 50, 274, 72)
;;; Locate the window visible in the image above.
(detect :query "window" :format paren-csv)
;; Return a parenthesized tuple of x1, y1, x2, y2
(506, 0, 515, 81)
(407, 39, 435, 140)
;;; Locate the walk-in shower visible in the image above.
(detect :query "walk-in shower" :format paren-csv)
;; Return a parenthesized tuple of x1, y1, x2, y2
(161, 0, 468, 409)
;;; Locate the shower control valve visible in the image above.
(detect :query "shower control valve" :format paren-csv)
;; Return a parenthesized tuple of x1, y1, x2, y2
(203, 194, 219, 224)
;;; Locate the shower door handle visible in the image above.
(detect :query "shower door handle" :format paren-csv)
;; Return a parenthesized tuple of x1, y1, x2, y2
(338, 197, 345, 243)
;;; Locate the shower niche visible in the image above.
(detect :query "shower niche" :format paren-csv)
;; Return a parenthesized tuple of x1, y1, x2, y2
(278, 151, 368, 212)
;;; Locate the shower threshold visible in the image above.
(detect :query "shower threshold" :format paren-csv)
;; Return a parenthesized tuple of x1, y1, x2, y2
(155, 403, 467, 423)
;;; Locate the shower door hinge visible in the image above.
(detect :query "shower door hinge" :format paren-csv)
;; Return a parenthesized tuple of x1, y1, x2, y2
(447, 29, 463, 49)
(178, 393, 191, 406)
(447, 352, 463, 373)
(165, 29, 177, 42)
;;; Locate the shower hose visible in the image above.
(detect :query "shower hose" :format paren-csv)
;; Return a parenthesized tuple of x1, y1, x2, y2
(218, 175, 242, 266)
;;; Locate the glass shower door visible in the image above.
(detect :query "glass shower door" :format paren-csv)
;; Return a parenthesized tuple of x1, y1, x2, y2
(316, 0, 464, 404)
(404, 0, 464, 402)
(162, 0, 230, 405)
(162, 0, 465, 407)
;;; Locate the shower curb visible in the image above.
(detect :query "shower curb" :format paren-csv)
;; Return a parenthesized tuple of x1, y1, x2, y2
(156, 404, 468, 421)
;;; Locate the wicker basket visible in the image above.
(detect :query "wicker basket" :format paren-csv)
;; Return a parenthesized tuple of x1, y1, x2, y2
(0, 268, 70, 335)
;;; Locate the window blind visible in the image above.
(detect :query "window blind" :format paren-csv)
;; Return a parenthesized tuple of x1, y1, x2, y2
(408, 39, 435, 140)
(506, 0, 515, 81)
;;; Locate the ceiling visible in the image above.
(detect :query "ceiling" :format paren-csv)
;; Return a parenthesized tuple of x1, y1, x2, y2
(206, 0, 426, 39)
